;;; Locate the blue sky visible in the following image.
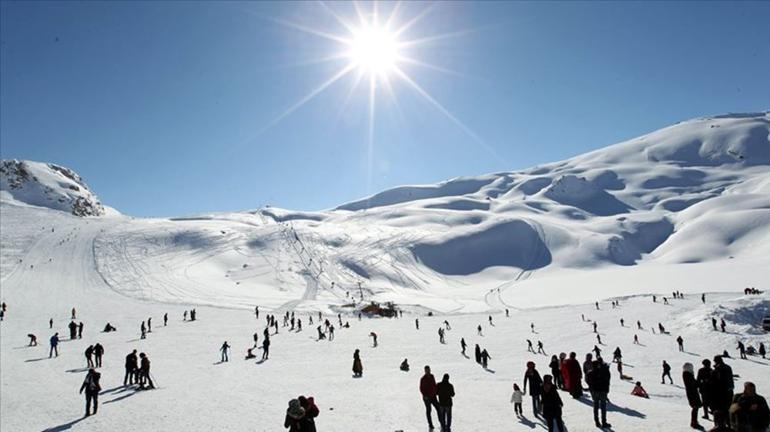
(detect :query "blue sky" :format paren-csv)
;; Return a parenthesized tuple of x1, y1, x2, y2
(1, 1, 768, 217)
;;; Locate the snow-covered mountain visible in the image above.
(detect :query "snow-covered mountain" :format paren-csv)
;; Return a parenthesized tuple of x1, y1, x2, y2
(1, 112, 768, 312)
(0, 159, 112, 217)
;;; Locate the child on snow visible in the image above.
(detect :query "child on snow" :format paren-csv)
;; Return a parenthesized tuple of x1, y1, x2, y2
(631, 381, 649, 398)
(511, 383, 524, 416)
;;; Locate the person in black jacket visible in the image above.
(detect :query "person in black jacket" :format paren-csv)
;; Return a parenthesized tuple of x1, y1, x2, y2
(729, 382, 770, 432)
(712, 356, 734, 414)
(284, 399, 305, 432)
(683, 362, 703, 429)
(124, 349, 138, 385)
(697, 359, 714, 420)
(523, 361, 543, 416)
(79, 368, 101, 416)
(541, 375, 565, 432)
(587, 358, 611, 428)
(93, 343, 104, 368)
(436, 373, 455, 432)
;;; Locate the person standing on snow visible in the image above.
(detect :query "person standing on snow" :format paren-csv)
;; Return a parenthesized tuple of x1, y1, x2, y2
(474, 344, 482, 364)
(79, 368, 101, 416)
(677, 336, 685, 352)
(420, 365, 441, 430)
(93, 343, 104, 367)
(511, 383, 524, 417)
(436, 373, 455, 431)
(480, 348, 492, 368)
(163, 313, 168, 326)
(138, 353, 154, 389)
(460, 338, 467, 355)
(586, 358, 611, 428)
(68, 321, 77, 339)
(262, 335, 271, 360)
(124, 349, 138, 385)
(78, 322, 84, 339)
(220, 341, 230, 362)
(541, 374, 565, 432)
(523, 361, 543, 416)
(683, 362, 703, 430)
(352, 349, 363, 377)
(49, 333, 60, 358)
(85, 345, 95, 368)
(661, 360, 673, 384)
(565, 352, 583, 399)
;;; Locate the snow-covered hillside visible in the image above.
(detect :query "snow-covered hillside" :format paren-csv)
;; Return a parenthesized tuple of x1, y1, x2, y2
(0, 159, 112, 217)
(1, 112, 769, 432)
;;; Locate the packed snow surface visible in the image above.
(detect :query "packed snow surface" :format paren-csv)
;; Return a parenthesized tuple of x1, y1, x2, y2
(1, 112, 769, 431)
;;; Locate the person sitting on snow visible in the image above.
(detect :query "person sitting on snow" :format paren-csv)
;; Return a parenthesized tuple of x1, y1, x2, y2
(631, 382, 649, 398)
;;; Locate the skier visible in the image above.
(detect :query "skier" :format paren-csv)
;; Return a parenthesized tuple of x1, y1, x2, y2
(702, 293, 706, 304)
(163, 313, 168, 326)
(28, 334, 37, 346)
(720, 318, 726, 332)
(527, 339, 535, 353)
(369, 331, 377, 347)
(683, 362, 703, 429)
(531, 323, 535, 333)
(253, 332, 259, 348)
(124, 350, 138, 385)
(661, 360, 673, 384)
(597, 334, 602, 345)
(436, 373, 455, 431)
(613, 347, 622, 363)
(620, 318, 624, 327)
(49, 318, 53, 329)
(506, 309, 510, 317)
(477, 324, 483, 336)
(352, 349, 363, 377)
(595, 301, 599, 310)
(474, 344, 482, 363)
(760, 342, 766, 359)
(438, 328, 445, 344)
(419, 365, 440, 430)
(262, 335, 270, 360)
(94, 343, 104, 367)
(49, 332, 60, 358)
(220, 341, 230, 362)
(677, 335, 684, 352)
(712, 317, 718, 331)
(488, 315, 493, 326)
(415, 318, 419, 330)
(140, 321, 146, 339)
(85, 345, 95, 368)
(637, 320, 642, 330)
(147, 317, 152, 333)
(633, 334, 640, 345)
(254, 306, 259, 319)
(523, 361, 543, 415)
(138, 352, 154, 389)
(593, 345, 602, 357)
(460, 337, 467, 355)
(71, 307, 76, 320)
(537, 340, 546, 355)
(593, 322, 598, 333)
(79, 368, 102, 416)
(443, 320, 451, 330)
(183, 310, 188, 321)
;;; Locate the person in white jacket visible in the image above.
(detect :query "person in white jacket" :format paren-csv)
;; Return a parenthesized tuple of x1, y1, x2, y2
(511, 383, 524, 417)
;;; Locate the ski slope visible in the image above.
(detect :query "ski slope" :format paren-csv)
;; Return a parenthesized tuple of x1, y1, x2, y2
(1, 112, 769, 431)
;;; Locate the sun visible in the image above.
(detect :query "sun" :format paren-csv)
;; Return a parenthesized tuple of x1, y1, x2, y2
(347, 24, 400, 77)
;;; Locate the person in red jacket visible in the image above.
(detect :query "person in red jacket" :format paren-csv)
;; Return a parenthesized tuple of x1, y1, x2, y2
(565, 352, 583, 399)
(420, 365, 441, 430)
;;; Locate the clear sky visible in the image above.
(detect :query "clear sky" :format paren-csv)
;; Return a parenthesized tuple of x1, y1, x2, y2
(1, 1, 768, 217)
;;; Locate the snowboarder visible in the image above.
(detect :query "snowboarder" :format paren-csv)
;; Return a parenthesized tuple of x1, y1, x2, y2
(79, 368, 101, 416)
(94, 343, 104, 367)
(138, 352, 154, 389)
(419, 365, 440, 429)
(245, 348, 256, 359)
(436, 373, 455, 431)
(103, 323, 116, 332)
(28, 333, 37, 346)
(49, 332, 59, 358)
(523, 361, 543, 415)
(661, 360, 673, 384)
(677, 335, 684, 352)
(220, 341, 230, 362)
(352, 349, 363, 377)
